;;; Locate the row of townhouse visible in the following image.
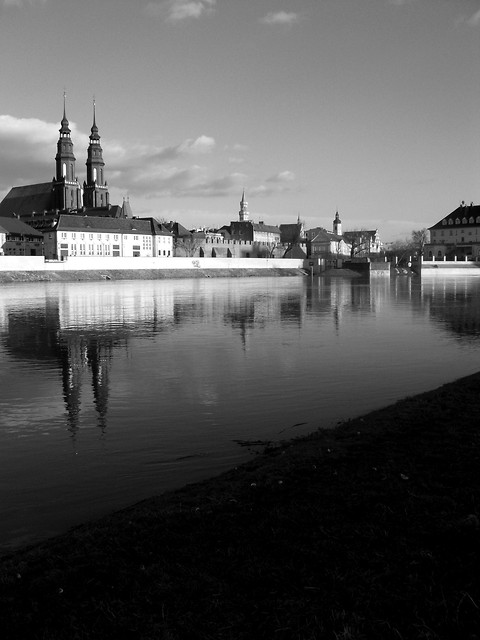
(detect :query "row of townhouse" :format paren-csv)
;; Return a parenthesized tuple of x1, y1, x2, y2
(44, 215, 174, 260)
(0, 215, 174, 259)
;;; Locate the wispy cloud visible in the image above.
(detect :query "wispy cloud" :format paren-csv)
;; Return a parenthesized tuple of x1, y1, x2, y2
(466, 9, 480, 26)
(266, 170, 296, 184)
(259, 11, 299, 26)
(250, 171, 298, 197)
(3, 0, 48, 7)
(144, 0, 216, 22)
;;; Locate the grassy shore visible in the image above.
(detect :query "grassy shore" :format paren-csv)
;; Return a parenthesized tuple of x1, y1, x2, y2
(1, 373, 479, 639)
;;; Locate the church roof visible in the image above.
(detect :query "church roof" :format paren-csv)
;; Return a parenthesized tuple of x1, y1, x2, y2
(0, 183, 54, 218)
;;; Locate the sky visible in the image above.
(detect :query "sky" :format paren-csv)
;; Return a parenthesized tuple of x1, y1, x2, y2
(0, 0, 479, 242)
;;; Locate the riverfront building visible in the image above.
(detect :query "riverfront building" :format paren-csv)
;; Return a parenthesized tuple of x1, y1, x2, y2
(0, 217, 44, 256)
(426, 202, 480, 261)
(44, 215, 173, 260)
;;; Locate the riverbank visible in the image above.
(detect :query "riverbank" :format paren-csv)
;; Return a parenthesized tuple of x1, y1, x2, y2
(1, 372, 479, 639)
(0, 267, 306, 283)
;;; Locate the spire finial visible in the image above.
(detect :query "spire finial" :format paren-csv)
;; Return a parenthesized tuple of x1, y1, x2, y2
(93, 95, 96, 126)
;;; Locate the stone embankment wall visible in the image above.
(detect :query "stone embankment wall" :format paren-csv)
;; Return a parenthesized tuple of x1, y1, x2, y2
(420, 261, 480, 276)
(0, 256, 306, 283)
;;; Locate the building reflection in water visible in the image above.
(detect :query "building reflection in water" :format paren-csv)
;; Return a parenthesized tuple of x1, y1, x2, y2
(3, 275, 478, 438)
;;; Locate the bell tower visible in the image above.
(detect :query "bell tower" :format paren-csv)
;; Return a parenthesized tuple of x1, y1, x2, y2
(53, 93, 82, 211)
(83, 99, 109, 209)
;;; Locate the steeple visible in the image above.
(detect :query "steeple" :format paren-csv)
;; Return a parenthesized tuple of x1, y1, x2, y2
(83, 98, 109, 209)
(239, 189, 249, 221)
(53, 92, 82, 211)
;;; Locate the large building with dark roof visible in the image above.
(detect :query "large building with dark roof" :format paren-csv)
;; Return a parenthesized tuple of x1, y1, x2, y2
(44, 215, 173, 260)
(0, 98, 123, 229)
(426, 201, 480, 261)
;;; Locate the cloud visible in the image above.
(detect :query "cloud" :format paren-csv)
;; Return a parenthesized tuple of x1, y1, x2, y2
(250, 171, 298, 197)
(266, 170, 296, 184)
(3, 0, 48, 7)
(466, 9, 480, 26)
(144, 0, 216, 22)
(259, 11, 299, 26)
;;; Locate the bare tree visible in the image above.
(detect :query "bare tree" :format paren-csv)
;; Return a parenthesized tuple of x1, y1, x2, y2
(411, 228, 429, 257)
(175, 235, 204, 257)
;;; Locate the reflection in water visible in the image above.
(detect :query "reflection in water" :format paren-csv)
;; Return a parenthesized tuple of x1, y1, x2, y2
(0, 276, 480, 551)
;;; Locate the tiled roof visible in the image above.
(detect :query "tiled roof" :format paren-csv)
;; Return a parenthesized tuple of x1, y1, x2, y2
(55, 215, 154, 234)
(429, 204, 480, 230)
(310, 229, 341, 242)
(0, 217, 43, 237)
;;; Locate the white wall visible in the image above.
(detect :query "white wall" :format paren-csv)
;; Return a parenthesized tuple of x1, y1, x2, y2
(0, 256, 304, 272)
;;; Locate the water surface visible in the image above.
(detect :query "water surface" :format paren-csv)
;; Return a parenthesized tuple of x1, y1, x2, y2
(0, 275, 479, 551)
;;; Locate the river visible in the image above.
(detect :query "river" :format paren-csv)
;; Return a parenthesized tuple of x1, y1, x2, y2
(0, 274, 479, 552)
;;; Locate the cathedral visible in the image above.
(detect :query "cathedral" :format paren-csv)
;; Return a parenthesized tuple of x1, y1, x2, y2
(0, 97, 129, 228)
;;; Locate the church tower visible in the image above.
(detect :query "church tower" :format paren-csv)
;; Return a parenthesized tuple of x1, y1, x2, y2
(83, 100, 109, 209)
(53, 94, 82, 211)
(239, 190, 249, 221)
(333, 211, 342, 236)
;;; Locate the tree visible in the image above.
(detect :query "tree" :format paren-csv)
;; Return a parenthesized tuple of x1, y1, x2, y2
(411, 228, 429, 257)
(174, 235, 204, 257)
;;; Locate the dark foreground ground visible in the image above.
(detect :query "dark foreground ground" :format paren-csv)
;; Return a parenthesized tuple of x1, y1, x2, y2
(1, 373, 479, 640)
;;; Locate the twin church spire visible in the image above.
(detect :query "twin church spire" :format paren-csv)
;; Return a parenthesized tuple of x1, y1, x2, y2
(53, 95, 109, 211)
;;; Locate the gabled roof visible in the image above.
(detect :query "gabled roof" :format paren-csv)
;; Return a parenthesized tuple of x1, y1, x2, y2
(429, 204, 480, 230)
(283, 244, 307, 259)
(0, 183, 54, 218)
(310, 229, 342, 243)
(164, 221, 193, 238)
(251, 222, 280, 234)
(0, 217, 43, 237)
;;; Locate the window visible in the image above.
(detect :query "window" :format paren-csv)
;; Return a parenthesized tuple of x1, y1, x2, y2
(442, 219, 447, 225)
(448, 219, 453, 225)
(114, 235, 118, 241)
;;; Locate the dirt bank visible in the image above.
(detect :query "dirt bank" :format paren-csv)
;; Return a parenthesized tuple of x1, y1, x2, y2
(1, 372, 479, 639)
(0, 268, 306, 284)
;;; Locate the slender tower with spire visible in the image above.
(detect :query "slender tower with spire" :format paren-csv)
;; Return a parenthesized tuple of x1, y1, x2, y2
(333, 211, 342, 236)
(53, 92, 82, 211)
(83, 99, 109, 209)
(239, 189, 249, 221)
